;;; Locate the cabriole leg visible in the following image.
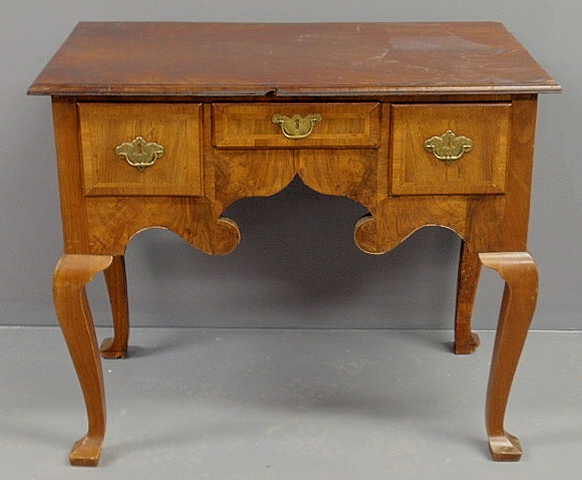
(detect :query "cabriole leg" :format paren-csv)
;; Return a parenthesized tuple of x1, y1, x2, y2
(479, 252, 538, 461)
(454, 242, 482, 354)
(100, 255, 129, 359)
(53, 254, 113, 466)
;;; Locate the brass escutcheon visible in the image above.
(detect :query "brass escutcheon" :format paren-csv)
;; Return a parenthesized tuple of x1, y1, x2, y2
(115, 136, 165, 172)
(423, 130, 474, 164)
(272, 113, 322, 139)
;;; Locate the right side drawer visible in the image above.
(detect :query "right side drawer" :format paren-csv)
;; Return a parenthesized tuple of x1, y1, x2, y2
(390, 103, 511, 195)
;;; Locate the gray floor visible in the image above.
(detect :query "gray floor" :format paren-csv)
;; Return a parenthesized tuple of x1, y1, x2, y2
(1, 327, 581, 479)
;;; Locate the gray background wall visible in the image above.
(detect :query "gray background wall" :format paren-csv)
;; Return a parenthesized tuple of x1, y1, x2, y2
(1, 1, 580, 331)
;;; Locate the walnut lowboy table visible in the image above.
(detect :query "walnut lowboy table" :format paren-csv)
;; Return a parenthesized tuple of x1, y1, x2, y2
(29, 22, 560, 466)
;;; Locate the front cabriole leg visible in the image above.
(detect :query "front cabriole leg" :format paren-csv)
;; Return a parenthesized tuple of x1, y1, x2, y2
(53, 254, 113, 466)
(479, 252, 538, 461)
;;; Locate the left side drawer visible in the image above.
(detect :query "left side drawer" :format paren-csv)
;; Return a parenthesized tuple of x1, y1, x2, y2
(78, 103, 204, 196)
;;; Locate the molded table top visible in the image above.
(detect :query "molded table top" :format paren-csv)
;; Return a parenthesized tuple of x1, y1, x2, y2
(28, 21, 560, 97)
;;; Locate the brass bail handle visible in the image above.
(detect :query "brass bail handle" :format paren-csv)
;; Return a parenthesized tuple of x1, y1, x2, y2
(423, 130, 474, 165)
(115, 136, 165, 172)
(272, 113, 323, 139)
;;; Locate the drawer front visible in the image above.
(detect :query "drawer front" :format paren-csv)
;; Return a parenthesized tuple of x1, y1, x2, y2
(212, 103, 380, 148)
(79, 103, 204, 196)
(390, 103, 511, 195)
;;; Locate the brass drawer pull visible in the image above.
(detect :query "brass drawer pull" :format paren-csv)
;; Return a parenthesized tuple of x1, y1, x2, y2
(423, 130, 474, 164)
(115, 136, 165, 172)
(272, 113, 322, 139)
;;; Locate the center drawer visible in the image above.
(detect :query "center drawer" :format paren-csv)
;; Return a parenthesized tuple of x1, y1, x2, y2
(212, 103, 380, 149)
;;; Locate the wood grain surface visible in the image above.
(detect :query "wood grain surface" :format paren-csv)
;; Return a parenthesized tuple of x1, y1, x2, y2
(29, 22, 560, 96)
